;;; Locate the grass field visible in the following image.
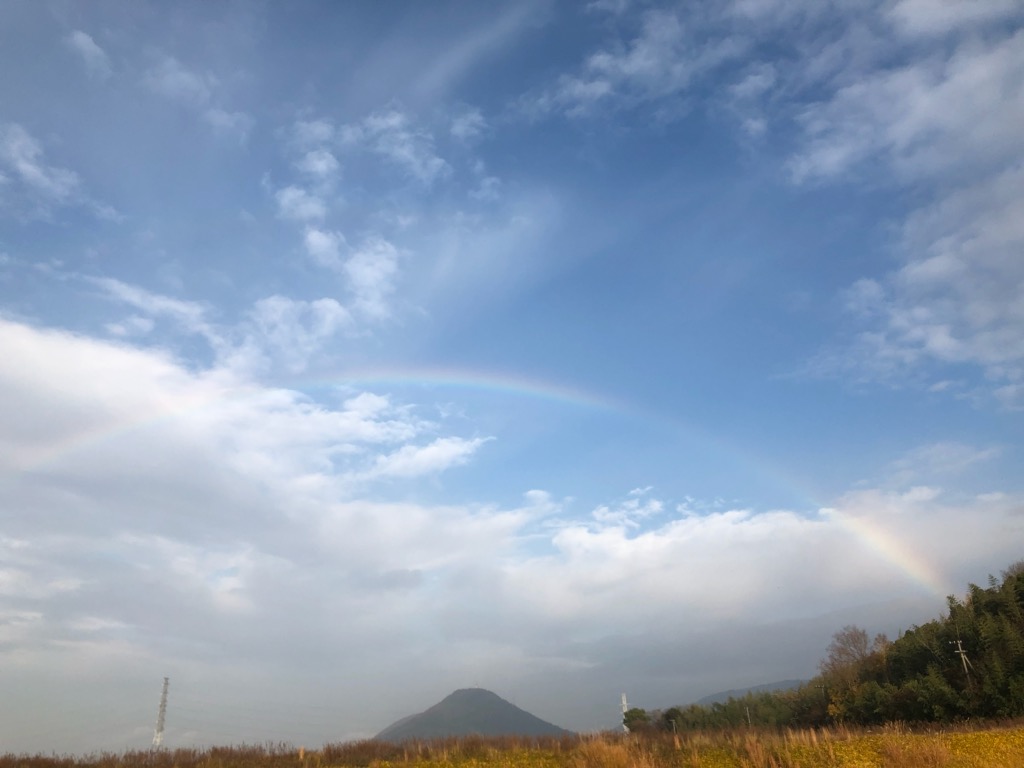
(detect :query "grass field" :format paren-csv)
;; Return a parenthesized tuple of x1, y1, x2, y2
(4, 724, 1024, 768)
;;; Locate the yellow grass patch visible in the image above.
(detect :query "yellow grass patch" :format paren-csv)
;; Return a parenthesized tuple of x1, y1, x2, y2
(3, 724, 1024, 768)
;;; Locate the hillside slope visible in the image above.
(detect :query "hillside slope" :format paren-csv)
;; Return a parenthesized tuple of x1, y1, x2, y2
(376, 688, 572, 742)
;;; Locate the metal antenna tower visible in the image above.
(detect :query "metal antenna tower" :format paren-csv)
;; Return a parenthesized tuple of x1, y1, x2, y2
(152, 677, 170, 748)
(621, 693, 629, 733)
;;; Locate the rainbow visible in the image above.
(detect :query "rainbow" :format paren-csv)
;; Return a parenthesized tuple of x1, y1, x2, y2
(2, 379, 254, 479)
(277, 365, 629, 414)
(824, 507, 953, 598)
(4, 366, 626, 479)
(5, 359, 954, 599)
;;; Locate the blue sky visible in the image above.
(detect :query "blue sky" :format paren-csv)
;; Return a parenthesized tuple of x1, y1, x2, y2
(2, 0, 1023, 753)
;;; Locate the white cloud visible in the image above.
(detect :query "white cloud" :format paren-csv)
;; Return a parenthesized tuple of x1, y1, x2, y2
(591, 488, 664, 528)
(345, 236, 400, 320)
(104, 315, 156, 338)
(295, 148, 339, 179)
(91, 276, 211, 338)
(888, 0, 1023, 36)
(248, 295, 353, 373)
(888, 442, 1001, 486)
(144, 55, 251, 140)
(368, 436, 491, 479)
(788, 22, 1024, 398)
(587, 0, 632, 14)
(497, 485, 1020, 637)
(0, 123, 80, 206)
(90, 277, 301, 376)
(0, 567, 82, 599)
(144, 55, 213, 106)
(891, 164, 1024, 370)
(292, 227, 401, 323)
(724, 62, 777, 138)
(0, 316, 432, 501)
(275, 185, 326, 221)
(531, 9, 747, 116)
(204, 108, 254, 140)
(65, 30, 111, 79)
(303, 227, 346, 270)
(292, 118, 335, 148)
(730, 63, 776, 100)
(341, 110, 449, 185)
(0, 316, 1021, 749)
(790, 31, 1024, 183)
(450, 107, 487, 141)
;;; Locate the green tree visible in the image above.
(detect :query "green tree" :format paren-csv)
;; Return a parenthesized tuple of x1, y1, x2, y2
(623, 707, 651, 732)
(659, 707, 684, 731)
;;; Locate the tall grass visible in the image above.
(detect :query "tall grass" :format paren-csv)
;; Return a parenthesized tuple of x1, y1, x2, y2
(3, 722, 1023, 768)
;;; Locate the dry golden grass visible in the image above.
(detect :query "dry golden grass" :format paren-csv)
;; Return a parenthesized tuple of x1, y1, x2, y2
(3, 723, 1024, 768)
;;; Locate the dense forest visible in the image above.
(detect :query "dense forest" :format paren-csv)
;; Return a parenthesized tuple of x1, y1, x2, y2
(626, 562, 1024, 731)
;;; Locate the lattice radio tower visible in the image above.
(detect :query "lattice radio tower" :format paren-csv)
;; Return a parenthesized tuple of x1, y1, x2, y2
(152, 677, 170, 748)
(621, 693, 629, 733)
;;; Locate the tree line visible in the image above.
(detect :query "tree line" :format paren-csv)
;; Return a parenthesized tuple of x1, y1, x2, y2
(624, 561, 1024, 731)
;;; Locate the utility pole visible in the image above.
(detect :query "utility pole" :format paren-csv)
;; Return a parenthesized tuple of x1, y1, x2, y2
(950, 639, 974, 687)
(152, 677, 170, 748)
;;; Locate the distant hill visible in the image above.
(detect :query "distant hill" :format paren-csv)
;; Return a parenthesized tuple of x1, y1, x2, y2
(696, 679, 807, 706)
(376, 688, 572, 742)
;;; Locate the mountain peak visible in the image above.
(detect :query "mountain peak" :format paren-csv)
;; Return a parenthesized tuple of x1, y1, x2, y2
(376, 688, 572, 742)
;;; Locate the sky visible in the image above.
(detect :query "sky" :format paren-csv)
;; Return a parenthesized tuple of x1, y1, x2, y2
(1, 0, 1023, 753)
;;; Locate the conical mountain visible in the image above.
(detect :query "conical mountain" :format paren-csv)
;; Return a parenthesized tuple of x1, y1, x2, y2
(376, 688, 572, 742)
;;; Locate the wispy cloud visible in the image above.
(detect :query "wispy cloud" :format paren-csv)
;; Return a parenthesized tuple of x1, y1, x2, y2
(591, 491, 664, 529)
(887, 442, 1001, 487)
(105, 315, 156, 338)
(450, 106, 487, 141)
(291, 118, 335, 148)
(725, 62, 776, 137)
(143, 54, 252, 140)
(527, 9, 746, 117)
(0, 123, 115, 220)
(340, 109, 449, 185)
(587, 0, 632, 15)
(303, 227, 346, 270)
(92, 275, 357, 376)
(0, 124, 79, 203)
(65, 30, 111, 79)
(205, 108, 254, 140)
(275, 185, 327, 221)
(91, 276, 211, 337)
(271, 113, 413, 327)
(887, 0, 1023, 37)
(793, 26, 1024, 400)
(295, 148, 340, 180)
(368, 436, 492, 479)
(345, 236, 401, 321)
(144, 55, 213, 106)
(789, 31, 1024, 183)
(248, 295, 353, 373)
